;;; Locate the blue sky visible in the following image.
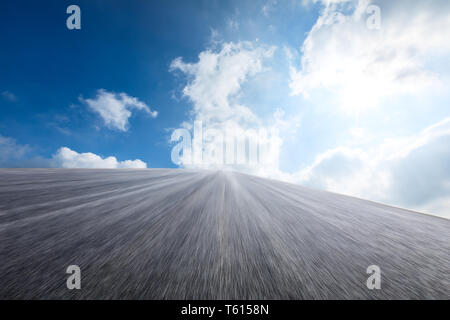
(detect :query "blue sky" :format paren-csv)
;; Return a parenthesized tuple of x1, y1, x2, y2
(1, 0, 450, 218)
(0, 0, 318, 167)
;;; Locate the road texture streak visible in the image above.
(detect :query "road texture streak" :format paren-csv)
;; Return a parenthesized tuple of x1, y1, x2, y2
(0, 169, 448, 299)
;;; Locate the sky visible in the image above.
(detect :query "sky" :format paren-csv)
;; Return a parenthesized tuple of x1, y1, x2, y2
(1, 0, 450, 218)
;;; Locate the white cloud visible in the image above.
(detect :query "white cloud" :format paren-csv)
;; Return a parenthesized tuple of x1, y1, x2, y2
(294, 118, 450, 218)
(290, 0, 450, 114)
(81, 89, 157, 131)
(170, 42, 275, 125)
(170, 41, 286, 174)
(0, 136, 147, 169)
(285, 0, 450, 218)
(51, 147, 147, 169)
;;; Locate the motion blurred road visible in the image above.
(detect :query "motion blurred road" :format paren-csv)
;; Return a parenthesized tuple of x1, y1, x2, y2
(0, 169, 448, 299)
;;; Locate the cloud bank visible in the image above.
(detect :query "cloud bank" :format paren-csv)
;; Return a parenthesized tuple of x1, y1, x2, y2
(291, 0, 450, 114)
(294, 118, 450, 217)
(51, 147, 147, 169)
(284, 0, 450, 217)
(0, 137, 147, 169)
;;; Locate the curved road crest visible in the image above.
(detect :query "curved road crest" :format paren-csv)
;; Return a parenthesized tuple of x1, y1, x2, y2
(0, 169, 448, 299)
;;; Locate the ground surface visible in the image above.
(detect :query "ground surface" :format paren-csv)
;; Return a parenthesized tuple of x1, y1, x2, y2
(0, 169, 448, 299)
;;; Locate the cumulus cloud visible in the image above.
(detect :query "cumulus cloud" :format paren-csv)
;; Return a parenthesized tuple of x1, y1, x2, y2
(170, 41, 286, 174)
(170, 42, 275, 125)
(81, 89, 157, 131)
(294, 118, 450, 218)
(0, 136, 147, 169)
(51, 147, 147, 169)
(290, 0, 450, 113)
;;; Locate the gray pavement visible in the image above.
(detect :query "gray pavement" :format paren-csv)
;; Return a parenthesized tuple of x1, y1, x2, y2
(0, 168, 448, 299)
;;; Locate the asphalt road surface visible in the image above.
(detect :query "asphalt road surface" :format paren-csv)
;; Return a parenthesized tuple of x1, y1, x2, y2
(0, 169, 448, 299)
